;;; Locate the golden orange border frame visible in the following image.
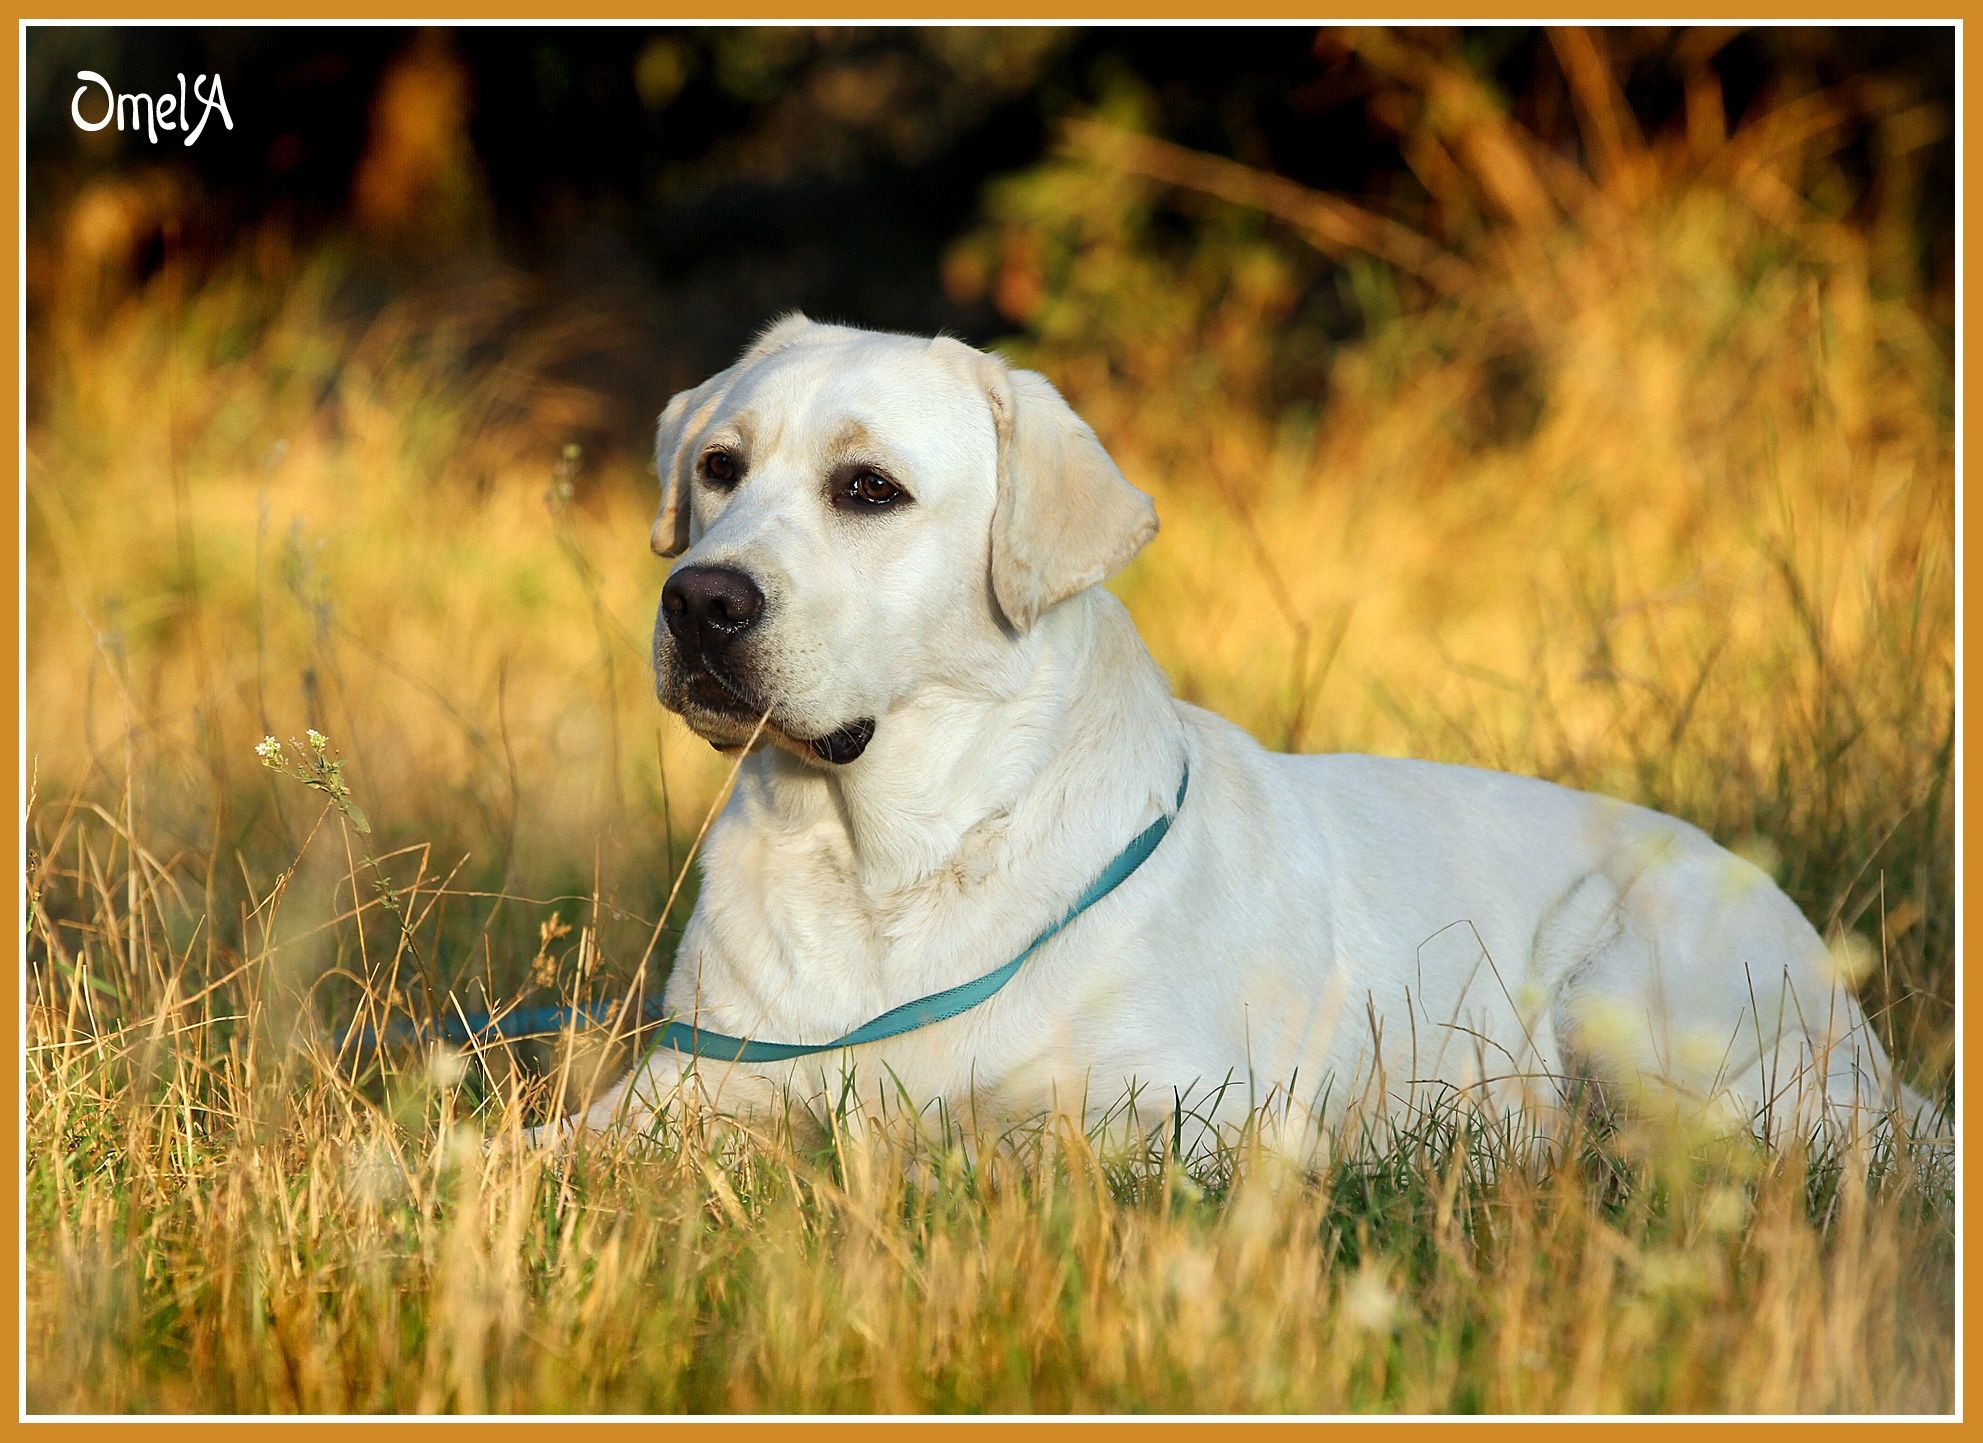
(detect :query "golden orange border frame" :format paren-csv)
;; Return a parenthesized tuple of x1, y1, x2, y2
(1, 10, 1966, 1435)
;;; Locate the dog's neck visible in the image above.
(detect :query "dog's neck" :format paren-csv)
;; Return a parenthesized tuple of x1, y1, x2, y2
(734, 589, 1187, 900)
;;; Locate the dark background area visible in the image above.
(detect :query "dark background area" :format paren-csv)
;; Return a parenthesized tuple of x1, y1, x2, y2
(26, 25, 1956, 443)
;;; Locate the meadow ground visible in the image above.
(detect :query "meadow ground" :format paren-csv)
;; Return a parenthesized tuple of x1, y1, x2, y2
(24, 55, 1955, 1413)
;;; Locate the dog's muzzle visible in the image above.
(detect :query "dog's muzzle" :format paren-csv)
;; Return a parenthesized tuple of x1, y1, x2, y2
(654, 564, 876, 765)
(655, 563, 770, 732)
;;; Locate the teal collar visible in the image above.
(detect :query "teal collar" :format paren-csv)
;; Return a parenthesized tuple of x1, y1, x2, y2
(650, 763, 1190, 1065)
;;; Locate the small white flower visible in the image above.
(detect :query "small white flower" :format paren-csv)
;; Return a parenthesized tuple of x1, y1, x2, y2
(1728, 833, 1783, 883)
(436, 1122, 481, 1172)
(351, 1137, 407, 1206)
(306, 728, 328, 753)
(1165, 1250, 1216, 1303)
(426, 1045, 468, 1088)
(1699, 1184, 1748, 1236)
(1825, 930, 1878, 985)
(1340, 1264, 1400, 1335)
(255, 736, 283, 766)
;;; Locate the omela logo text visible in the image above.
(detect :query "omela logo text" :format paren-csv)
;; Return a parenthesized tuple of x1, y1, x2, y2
(70, 71, 233, 146)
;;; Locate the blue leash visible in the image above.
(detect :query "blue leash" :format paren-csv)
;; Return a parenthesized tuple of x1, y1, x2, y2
(366, 764, 1189, 1063)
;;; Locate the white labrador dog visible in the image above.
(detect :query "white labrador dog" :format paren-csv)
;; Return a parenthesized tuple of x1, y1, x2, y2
(566, 313, 1930, 1163)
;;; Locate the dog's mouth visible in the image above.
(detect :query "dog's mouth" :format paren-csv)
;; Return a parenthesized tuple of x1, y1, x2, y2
(668, 664, 875, 767)
(679, 663, 759, 721)
(806, 718, 875, 765)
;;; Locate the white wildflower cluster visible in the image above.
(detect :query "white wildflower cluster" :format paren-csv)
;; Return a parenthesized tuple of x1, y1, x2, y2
(257, 730, 333, 768)
(257, 725, 371, 834)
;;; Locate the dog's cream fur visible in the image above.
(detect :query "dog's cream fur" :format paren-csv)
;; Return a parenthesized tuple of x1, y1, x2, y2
(568, 315, 1929, 1161)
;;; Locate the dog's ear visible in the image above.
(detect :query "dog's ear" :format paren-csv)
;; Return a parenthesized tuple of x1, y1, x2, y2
(650, 384, 711, 558)
(652, 312, 815, 557)
(966, 350, 1157, 631)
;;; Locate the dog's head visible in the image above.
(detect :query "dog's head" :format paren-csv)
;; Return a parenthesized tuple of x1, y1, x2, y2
(648, 314, 1157, 765)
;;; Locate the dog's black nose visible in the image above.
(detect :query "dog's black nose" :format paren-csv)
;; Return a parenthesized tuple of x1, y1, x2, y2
(662, 565, 765, 649)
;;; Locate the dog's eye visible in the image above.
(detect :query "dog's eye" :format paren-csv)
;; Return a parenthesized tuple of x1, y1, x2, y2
(837, 469, 907, 510)
(851, 472, 900, 506)
(701, 450, 739, 486)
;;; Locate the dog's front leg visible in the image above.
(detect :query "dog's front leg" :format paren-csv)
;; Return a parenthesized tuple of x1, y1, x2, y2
(526, 1048, 804, 1152)
(515, 1047, 689, 1151)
